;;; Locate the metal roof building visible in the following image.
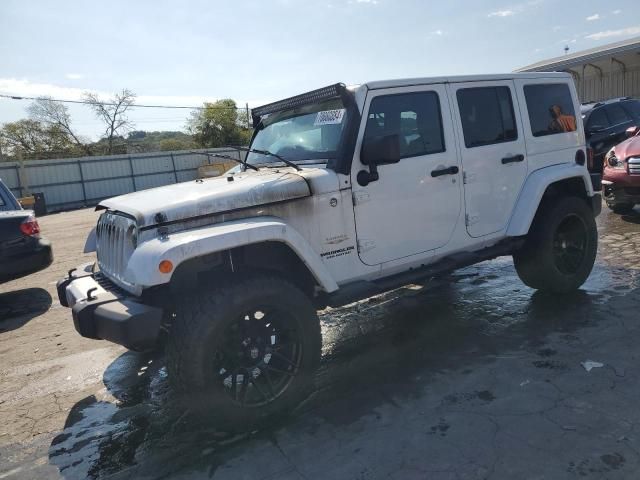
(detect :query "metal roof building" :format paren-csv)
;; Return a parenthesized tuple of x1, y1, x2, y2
(516, 36, 640, 103)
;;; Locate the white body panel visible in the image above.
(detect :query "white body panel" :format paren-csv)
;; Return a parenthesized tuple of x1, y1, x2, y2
(448, 80, 529, 237)
(350, 83, 463, 265)
(127, 217, 340, 292)
(507, 163, 593, 236)
(99, 169, 311, 227)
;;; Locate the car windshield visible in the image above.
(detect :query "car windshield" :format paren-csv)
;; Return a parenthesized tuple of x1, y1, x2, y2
(247, 98, 349, 166)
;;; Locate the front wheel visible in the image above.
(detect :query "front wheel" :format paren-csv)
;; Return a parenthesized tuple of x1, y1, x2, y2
(514, 196, 598, 293)
(166, 274, 321, 431)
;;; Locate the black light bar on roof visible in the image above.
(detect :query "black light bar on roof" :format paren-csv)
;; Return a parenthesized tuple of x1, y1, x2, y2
(252, 83, 347, 127)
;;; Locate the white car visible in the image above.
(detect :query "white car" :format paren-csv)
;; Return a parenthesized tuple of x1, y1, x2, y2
(58, 73, 601, 428)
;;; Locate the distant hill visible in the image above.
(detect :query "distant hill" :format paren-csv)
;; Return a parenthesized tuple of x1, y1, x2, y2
(91, 131, 198, 155)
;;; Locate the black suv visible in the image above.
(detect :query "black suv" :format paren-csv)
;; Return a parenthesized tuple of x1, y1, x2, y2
(0, 179, 53, 283)
(582, 97, 640, 173)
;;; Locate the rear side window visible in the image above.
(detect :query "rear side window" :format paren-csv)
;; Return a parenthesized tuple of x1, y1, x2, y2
(605, 104, 632, 125)
(622, 100, 640, 120)
(523, 84, 577, 137)
(365, 91, 445, 158)
(587, 108, 609, 131)
(457, 87, 517, 148)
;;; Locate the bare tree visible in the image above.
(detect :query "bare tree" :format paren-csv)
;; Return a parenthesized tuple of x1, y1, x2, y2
(27, 97, 91, 155)
(83, 89, 136, 154)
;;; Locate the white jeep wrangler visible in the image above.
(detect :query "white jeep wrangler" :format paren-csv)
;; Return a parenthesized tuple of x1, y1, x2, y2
(58, 73, 601, 426)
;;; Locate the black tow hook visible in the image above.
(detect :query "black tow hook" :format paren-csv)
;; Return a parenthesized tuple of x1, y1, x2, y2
(68, 267, 77, 278)
(86, 287, 98, 301)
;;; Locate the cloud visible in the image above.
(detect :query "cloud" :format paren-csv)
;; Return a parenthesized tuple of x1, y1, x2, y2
(612, 9, 621, 14)
(0, 78, 96, 100)
(431, 29, 444, 36)
(65, 73, 84, 80)
(586, 25, 640, 40)
(354, 0, 378, 3)
(0, 78, 231, 107)
(488, 9, 515, 17)
(586, 14, 600, 21)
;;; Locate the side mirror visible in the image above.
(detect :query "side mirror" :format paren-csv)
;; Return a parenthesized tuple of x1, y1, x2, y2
(361, 134, 401, 166)
(626, 126, 640, 138)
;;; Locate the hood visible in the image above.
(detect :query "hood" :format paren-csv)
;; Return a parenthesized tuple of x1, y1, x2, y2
(99, 168, 312, 227)
(612, 135, 640, 161)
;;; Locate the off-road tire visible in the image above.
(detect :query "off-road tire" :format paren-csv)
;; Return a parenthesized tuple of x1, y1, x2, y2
(607, 202, 634, 214)
(166, 273, 321, 431)
(514, 196, 597, 293)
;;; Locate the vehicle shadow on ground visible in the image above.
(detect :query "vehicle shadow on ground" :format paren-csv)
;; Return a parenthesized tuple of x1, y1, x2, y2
(0, 287, 52, 332)
(46, 262, 630, 479)
(620, 210, 640, 225)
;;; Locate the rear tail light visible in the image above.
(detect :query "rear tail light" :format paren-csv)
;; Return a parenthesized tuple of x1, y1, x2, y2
(20, 215, 41, 237)
(587, 147, 594, 171)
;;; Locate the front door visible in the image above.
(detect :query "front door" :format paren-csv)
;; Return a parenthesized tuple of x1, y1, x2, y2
(351, 85, 462, 266)
(449, 81, 528, 238)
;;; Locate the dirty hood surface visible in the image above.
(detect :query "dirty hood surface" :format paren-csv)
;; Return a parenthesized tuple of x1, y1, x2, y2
(99, 169, 311, 227)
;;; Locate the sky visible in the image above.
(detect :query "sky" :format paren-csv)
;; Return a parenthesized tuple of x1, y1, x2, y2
(0, 0, 638, 140)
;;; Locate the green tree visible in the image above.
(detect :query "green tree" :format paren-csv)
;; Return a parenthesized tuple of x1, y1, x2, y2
(159, 138, 196, 151)
(187, 99, 252, 147)
(0, 119, 79, 160)
(27, 97, 91, 155)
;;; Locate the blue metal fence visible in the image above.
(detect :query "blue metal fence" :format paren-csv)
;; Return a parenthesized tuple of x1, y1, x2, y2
(0, 148, 242, 212)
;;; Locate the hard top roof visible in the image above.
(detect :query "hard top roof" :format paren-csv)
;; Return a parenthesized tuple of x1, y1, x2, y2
(580, 97, 638, 114)
(363, 72, 572, 90)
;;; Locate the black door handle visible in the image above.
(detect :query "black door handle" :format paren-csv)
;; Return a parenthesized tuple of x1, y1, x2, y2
(501, 154, 525, 164)
(431, 166, 459, 177)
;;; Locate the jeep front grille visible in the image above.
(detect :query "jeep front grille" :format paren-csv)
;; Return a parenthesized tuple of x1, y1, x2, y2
(96, 212, 137, 287)
(629, 157, 640, 175)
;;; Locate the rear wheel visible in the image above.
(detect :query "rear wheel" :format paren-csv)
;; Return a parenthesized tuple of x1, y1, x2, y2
(514, 196, 597, 293)
(166, 273, 321, 431)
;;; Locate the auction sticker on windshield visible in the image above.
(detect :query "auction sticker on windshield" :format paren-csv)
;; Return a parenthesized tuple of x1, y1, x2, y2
(314, 109, 346, 126)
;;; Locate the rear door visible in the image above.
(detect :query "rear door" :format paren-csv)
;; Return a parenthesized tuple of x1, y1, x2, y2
(604, 103, 634, 148)
(449, 81, 527, 237)
(585, 107, 611, 170)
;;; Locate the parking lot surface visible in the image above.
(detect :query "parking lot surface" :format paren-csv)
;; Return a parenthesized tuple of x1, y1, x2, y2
(1, 206, 640, 479)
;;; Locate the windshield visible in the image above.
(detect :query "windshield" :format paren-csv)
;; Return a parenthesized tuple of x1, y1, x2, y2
(247, 98, 349, 166)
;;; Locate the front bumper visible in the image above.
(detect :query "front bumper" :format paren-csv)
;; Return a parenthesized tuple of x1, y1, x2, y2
(57, 263, 163, 351)
(602, 181, 640, 206)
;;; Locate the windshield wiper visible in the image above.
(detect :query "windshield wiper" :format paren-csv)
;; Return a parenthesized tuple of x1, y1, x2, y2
(190, 151, 259, 172)
(235, 147, 302, 171)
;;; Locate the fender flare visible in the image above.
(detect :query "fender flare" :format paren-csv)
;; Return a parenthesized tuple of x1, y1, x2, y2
(125, 216, 339, 293)
(506, 163, 594, 237)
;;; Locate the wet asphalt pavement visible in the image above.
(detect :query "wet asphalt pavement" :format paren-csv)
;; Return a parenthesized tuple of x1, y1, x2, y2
(1, 206, 640, 479)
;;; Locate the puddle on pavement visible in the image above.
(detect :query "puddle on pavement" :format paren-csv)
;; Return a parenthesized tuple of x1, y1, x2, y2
(47, 209, 640, 479)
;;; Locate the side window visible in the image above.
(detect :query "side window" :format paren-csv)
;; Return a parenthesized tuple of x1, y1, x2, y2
(587, 108, 609, 131)
(0, 195, 6, 208)
(365, 91, 445, 158)
(457, 86, 517, 148)
(622, 100, 640, 121)
(523, 84, 577, 137)
(605, 104, 632, 126)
